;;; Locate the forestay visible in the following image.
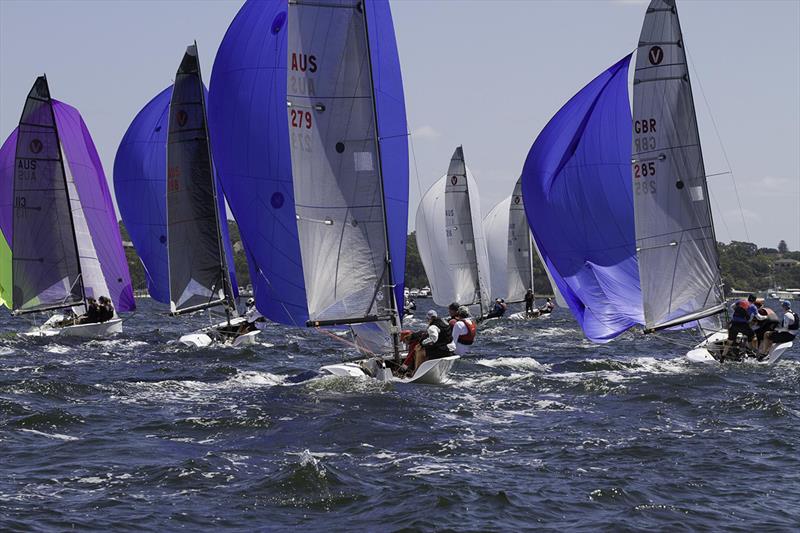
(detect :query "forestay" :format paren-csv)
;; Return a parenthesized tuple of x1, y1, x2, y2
(444, 146, 490, 315)
(633, 0, 724, 331)
(12, 77, 84, 313)
(167, 45, 236, 314)
(521, 56, 644, 343)
(286, 0, 395, 324)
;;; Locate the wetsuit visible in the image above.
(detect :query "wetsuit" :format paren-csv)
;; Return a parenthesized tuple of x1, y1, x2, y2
(485, 302, 507, 319)
(524, 292, 534, 315)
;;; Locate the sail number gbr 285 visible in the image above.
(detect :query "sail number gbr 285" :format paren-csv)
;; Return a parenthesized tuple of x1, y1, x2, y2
(633, 118, 657, 195)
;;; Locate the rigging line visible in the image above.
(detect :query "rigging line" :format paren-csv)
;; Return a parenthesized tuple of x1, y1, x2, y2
(314, 326, 377, 358)
(685, 48, 751, 243)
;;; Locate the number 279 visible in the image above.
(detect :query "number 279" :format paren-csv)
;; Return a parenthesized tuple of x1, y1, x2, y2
(290, 109, 312, 129)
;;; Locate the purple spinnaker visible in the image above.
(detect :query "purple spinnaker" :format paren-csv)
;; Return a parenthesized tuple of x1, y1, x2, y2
(52, 101, 135, 312)
(521, 55, 643, 343)
(0, 129, 16, 243)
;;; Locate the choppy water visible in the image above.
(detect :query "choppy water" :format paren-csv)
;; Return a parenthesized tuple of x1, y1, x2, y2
(1, 298, 799, 531)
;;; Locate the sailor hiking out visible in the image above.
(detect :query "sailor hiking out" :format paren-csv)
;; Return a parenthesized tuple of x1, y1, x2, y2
(761, 300, 798, 355)
(722, 294, 758, 360)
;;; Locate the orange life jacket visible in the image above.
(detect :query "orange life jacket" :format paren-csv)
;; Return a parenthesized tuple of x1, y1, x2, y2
(449, 318, 477, 345)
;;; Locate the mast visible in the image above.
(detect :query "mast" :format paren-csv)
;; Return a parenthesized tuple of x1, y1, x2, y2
(359, 0, 400, 360)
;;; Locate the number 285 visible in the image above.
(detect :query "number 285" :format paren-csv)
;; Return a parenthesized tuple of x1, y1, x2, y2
(634, 162, 656, 179)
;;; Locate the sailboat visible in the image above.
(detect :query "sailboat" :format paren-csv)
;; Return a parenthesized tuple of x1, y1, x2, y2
(114, 45, 251, 347)
(628, 0, 793, 363)
(0, 76, 134, 337)
(483, 176, 540, 320)
(209, 0, 456, 382)
(416, 146, 492, 319)
(523, 0, 792, 364)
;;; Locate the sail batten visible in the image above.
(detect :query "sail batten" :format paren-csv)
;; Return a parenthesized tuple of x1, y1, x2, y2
(633, 0, 724, 330)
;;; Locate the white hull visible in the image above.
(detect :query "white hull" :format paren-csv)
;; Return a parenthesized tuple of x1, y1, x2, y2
(321, 355, 459, 385)
(508, 311, 551, 321)
(179, 317, 261, 348)
(24, 316, 123, 339)
(686, 330, 793, 365)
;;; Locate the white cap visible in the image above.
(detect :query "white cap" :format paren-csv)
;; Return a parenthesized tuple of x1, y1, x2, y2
(427, 309, 438, 319)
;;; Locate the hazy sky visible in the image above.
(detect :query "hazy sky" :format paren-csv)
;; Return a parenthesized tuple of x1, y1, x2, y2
(1, 0, 798, 249)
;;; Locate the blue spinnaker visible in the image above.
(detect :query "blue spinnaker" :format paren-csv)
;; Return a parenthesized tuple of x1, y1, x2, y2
(521, 55, 644, 343)
(208, 0, 307, 326)
(114, 85, 238, 305)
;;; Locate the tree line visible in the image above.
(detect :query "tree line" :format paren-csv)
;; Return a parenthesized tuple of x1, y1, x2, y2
(121, 222, 800, 297)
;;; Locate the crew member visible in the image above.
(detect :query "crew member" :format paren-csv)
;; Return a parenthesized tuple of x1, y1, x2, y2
(762, 300, 798, 354)
(485, 298, 507, 319)
(752, 298, 779, 351)
(77, 298, 101, 325)
(448, 305, 477, 356)
(524, 290, 535, 317)
(721, 293, 758, 360)
(238, 298, 266, 334)
(538, 297, 555, 315)
(97, 296, 114, 322)
(414, 309, 454, 373)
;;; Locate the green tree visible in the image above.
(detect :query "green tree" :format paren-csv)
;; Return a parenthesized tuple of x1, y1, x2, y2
(778, 240, 789, 254)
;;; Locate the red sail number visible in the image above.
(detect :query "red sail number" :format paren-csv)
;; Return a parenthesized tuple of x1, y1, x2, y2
(291, 109, 312, 129)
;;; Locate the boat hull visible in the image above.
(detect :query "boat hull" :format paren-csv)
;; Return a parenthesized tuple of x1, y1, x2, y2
(178, 317, 261, 348)
(25, 317, 123, 339)
(686, 330, 793, 365)
(320, 355, 459, 385)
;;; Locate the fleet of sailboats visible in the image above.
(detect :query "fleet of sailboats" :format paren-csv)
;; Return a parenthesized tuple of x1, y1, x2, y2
(0, 0, 793, 371)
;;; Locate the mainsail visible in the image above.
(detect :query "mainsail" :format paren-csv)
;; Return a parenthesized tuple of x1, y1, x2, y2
(444, 146, 491, 316)
(415, 176, 455, 306)
(286, 0, 405, 333)
(521, 56, 644, 343)
(2, 76, 133, 314)
(115, 72, 238, 310)
(12, 77, 84, 314)
(167, 44, 237, 315)
(484, 177, 535, 303)
(633, 0, 724, 331)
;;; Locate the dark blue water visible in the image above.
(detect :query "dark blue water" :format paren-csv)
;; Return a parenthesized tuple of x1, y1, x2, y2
(1, 298, 798, 531)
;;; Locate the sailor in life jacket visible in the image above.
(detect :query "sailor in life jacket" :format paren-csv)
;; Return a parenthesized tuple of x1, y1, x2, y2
(448, 305, 477, 356)
(762, 300, 798, 354)
(419, 309, 454, 361)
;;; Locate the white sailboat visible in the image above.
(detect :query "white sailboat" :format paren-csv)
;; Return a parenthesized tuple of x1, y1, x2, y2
(630, 0, 792, 363)
(416, 146, 492, 319)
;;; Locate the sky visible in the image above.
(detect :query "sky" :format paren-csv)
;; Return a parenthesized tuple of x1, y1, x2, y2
(1, 0, 798, 249)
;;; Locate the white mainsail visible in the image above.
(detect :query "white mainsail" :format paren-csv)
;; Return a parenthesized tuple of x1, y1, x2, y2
(632, 0, 724, 331)
(287, 0, 396, 327)
(416, 147, 490, 315)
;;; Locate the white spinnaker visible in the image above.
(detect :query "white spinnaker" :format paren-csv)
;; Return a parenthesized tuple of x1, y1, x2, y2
(287, 1, 393, 323)
(62, 143, 112, 315)
(483, 197, 511, 301)
(415, 176, 454, 307)
(632, 0, 724, 330)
